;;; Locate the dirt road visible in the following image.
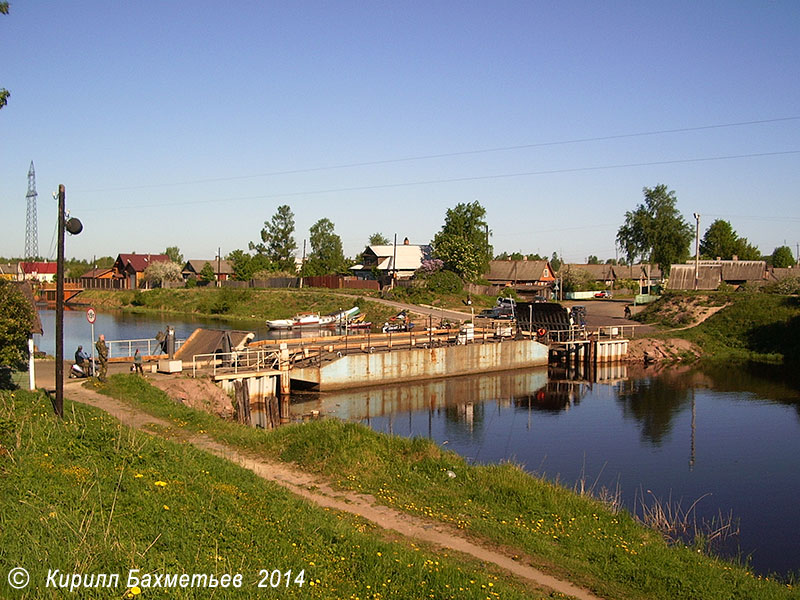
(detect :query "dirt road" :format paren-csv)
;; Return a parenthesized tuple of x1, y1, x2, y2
(61, 381, 604, 600)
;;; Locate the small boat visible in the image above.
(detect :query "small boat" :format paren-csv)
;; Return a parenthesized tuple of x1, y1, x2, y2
(382, 321, 414, 333)
(381, 310, 414, 333)
(346, 314, 373, 329)
(267, 307, 361, 330)
(265, 318, 295, 330)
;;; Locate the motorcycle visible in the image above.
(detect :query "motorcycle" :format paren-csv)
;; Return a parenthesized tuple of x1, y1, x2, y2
(69, 359, 96, 379)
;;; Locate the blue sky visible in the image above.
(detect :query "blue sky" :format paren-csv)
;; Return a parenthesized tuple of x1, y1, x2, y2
(2, 1, 798, 264)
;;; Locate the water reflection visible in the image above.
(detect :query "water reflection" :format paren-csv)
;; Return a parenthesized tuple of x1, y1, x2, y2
(292, 363, 800, 576)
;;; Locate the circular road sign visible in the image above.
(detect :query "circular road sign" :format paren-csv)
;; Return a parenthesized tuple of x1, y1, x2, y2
(86, 307, 97, 324)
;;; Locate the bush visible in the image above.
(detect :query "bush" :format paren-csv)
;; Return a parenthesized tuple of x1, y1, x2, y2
(425, 270, 463, 295)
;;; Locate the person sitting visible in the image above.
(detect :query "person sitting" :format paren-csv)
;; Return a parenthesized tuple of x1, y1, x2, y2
(74, 345, 89, 366)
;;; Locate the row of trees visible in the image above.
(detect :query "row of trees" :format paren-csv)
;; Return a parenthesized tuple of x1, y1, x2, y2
(217, 188, 794, 286)
(616, 184, 795, 273)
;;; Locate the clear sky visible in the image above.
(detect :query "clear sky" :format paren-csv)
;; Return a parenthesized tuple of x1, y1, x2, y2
(2, 1, 798, 265)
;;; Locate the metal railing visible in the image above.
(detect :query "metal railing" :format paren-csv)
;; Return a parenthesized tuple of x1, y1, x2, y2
(191, 348, 280, 377)
(107, 338, 185, 359)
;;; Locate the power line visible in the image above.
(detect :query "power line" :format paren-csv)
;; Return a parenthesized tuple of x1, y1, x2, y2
(76, 149, 800, 212)
(75, 116, 800, 194)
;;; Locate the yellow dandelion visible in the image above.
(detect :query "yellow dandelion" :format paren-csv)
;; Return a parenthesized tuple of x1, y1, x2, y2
(134, 473, 143, 479)
(163, 505, 170, 510)
(154, 481, 167, 487)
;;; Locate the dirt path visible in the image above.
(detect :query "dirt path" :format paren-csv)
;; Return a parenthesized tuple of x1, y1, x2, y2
(63, 380, 603, 600)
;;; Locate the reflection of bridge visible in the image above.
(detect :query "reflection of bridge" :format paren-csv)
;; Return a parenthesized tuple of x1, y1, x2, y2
(36, 282, 83, 304)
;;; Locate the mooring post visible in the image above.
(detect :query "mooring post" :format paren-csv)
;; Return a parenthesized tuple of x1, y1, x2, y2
(278, 343, 290, 422)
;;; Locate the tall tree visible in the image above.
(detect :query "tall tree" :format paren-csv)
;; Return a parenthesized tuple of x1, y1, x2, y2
(164, 246, 183, 264)
(700, 220, 760, 260)
(303, 218, 346, 276)
(250, 205, 297, 272)
(550, 252, 562, 272)
(0, 2, 9, 110)
(772, 246, 795, 268)
(432, 201, 492, 281)
(368, 233, 390, 246)
(226, 249, 272, 281)
(616, 185, 693, 275)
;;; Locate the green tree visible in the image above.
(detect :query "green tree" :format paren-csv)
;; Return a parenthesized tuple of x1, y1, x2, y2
(550, 252, 562, 272)
(250, 205, 297, 272)
(368, 233, 390, 246)
(587, 255, 600, 264)
(226, 249, 272, 281)
(199, 262, 216, 284)
(700, 220, 760, 260)
(616, 184, 693, 275)
(772, 246, 795, 268)
(432, 201, 491, 281)
(0, 2, 8, 111)
(303, 218, 346, 276)
(164, 246, 183, 264)
(0, 280, 34, 388)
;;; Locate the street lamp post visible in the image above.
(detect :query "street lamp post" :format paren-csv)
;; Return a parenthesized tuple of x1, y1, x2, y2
(53, 185, 82, 418)
(693, 213, 700, 290)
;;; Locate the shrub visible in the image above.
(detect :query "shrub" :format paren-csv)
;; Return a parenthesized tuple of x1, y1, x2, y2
(425, 270, 463, 295)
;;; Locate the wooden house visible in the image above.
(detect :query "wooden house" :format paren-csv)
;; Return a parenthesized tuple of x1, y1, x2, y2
(112, 253, 171, 289)
(182, 259, 234, 282)
(486, 259, 556, 296)
(667, 260, 768, 290)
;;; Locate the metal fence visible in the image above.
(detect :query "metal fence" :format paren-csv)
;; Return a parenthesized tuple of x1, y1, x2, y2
(107, 338, 185, 359)
(191, 348, 281, 377)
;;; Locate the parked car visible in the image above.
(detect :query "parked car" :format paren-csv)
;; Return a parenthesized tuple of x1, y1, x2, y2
(594, 291, 612, 299)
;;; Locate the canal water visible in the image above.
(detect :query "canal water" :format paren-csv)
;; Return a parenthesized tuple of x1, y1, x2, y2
(36, 309, 800, 576)
(34, 308, 335, 357)
(293, 362, 800, 578)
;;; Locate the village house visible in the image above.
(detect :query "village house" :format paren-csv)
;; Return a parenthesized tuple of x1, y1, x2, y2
(350, 239, 432, 281)
(610, 264, 662, 292)
(112, 253, 171, 289)
(485, 259, 557, 297)
(667, 259, 768, 290)
(559, 263, 616, 288)
(182, 259, 234, 282)
(18, 261, 58, 283)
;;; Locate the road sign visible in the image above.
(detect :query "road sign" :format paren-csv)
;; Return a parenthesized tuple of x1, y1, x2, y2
(86, 307, 96, 324)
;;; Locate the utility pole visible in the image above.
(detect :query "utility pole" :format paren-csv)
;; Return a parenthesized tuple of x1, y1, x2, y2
(693, 213, 700, 290)
(299, 239, 306, 288)
(54, 185, 66, 418)
(391, 233, 397, 290)
(53, 185, 83, 418)
(217, 247, 221, 288)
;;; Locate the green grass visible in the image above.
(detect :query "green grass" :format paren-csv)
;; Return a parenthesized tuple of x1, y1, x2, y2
(78, 288, 400, 326)
(91, 375, 799, 600)
(0, 389, 552, 599)
(638, 291, 800, 363)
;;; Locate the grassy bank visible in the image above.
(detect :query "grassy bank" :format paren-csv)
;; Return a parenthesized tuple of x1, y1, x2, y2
(91, 375, 797, 600)
(78, 288, 400, 325)
(636, 291, 800, 363)
(0, 389, 547, 599)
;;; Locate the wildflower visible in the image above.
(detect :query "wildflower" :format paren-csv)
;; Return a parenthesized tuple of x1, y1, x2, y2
(134, 473, 143, 479)
(154, 481, 167, 487)
(163, 505, 170, 510)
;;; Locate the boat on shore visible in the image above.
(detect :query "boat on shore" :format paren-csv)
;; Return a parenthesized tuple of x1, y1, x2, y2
(267, 307, 360, 330)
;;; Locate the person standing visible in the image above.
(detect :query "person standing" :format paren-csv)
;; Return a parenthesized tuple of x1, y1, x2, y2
(95, 334, 108, 381)
(133, 348, 144, 376)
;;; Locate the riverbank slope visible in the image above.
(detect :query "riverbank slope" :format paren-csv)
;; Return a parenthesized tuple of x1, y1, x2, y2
(635, 290, 800, 363)
(27, 374, 795, 599)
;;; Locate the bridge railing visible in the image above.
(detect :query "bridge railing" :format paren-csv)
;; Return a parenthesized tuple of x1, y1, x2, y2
(191, 348, 281, 377)
(107, 338, 185, 359)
